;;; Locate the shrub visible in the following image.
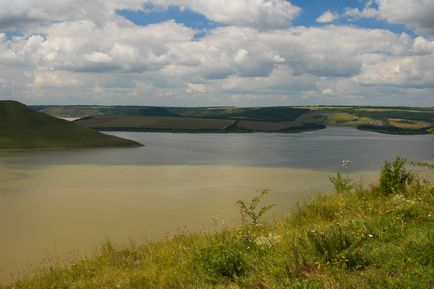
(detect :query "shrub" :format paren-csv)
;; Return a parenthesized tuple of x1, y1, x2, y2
(303, 221, 370, 270)
(379, 156, 413, 196)
(235, 190, 275, 245)
(194, 241, 247, 282)
(236, 189, 275, 227)
(329, 172, 353, 194)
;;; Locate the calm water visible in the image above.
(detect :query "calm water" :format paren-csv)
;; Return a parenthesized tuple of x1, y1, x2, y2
(0, 127, 432, 171)
(0, 127, 432, 282)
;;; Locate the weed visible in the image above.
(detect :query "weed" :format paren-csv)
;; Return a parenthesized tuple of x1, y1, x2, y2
(329, 173, 353, 194)
(236, 189, 275, 227)
(379, 156, 414, 196)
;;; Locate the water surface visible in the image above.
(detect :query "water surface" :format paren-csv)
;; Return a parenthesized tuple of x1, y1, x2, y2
(1, 127, 432, 171)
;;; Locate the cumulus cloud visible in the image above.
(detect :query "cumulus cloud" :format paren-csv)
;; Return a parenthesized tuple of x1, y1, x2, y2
(316, 11, 338, 23)
(0, 0, 147, 29)
(145, 0, 301, 29)
(0, 0, 433, 106)
(30, 71, 79, 88)
(0, 0, 301, 30)
(186, 83, 206, 93)
(344, 0, 434, 36)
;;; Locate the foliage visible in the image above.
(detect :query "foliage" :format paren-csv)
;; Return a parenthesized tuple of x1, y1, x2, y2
(379, 156, 414, 196)
(194, 240, 247, 283)
(408, 159, 434, 171)
(236, 189, 275, 227)
(329, 172, 353, 194)
(304, 221, 370, 270)
(357, 124, 431, 135)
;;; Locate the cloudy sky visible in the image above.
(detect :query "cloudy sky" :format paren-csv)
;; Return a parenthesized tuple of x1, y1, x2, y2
(0, 0, 433, 106)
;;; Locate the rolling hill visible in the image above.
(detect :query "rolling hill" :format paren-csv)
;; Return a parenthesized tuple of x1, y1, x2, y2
(0, 101, 142, 149)
(34, 105, 434, 134)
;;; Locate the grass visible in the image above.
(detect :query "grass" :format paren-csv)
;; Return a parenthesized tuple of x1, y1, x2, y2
(3, 158, 433, 288)
(0, 101, 142, 149)
(77, 115, 236, 132)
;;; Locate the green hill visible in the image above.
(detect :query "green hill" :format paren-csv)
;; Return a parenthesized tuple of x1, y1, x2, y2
(0, 101, 142, 149)
(34, 105, 434, 134)
(3, 158, 433, 288)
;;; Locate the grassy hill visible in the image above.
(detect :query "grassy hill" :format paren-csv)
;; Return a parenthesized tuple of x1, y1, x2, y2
(77, 115, 236, 132)
(3, 158, 433, 288)
(0, 101, 142, 149)
(34, 105, 434, 134)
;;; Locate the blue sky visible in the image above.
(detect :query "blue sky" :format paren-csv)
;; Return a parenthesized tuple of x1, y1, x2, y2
(115, 1, 414, 37)
(0, 0, 433, 106)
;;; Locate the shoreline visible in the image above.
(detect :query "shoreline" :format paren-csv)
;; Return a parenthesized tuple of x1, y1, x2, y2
(0, 164, 378, 282)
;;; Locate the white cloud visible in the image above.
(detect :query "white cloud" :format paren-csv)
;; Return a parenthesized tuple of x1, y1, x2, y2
(148, 0, 301, 29)
(344, 0, 434, 36)
(412, 37, 434, 56)
(85, 51, 113, 63)
(186, 83, 206, 93)
(343, 7, 378, 19)
(30, 71, 79, 88)
(0, 0, 301, 30)
(321, 88, 334, 96)
(375, 0, 434, 36)
(0, 0, 433, 106)
(316, 11, 338, 23)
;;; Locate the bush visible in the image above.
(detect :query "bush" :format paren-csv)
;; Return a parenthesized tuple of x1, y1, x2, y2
(379, 156, 413, 196)
(303, 221, 370, 270)
(236, 189, 274, 227)
(329, 172, 353, 194)
(235, 190, 275, 245)
(194, 241, 248, 282)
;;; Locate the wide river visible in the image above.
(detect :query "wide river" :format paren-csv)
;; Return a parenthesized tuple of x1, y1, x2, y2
(0, 127, 432, 282)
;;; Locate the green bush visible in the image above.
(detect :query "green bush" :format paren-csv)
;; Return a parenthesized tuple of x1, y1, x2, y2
(194, 241, 247, 282)
(379, 156, 413, 196)
(329, 172, 353, 194)
(304, 222, 370, 270)
(236, 190, 275, 245)
(236, 189, 275, 227)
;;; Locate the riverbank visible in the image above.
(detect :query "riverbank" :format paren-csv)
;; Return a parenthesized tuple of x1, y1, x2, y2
(2, 163, 432, 288)
(2, 164, 370, 282)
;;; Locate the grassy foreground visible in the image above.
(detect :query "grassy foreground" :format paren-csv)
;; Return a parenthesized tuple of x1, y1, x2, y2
(3, 159, 433, 288)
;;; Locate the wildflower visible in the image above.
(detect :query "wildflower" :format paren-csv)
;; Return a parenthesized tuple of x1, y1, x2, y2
(342, 160, 352, 170)
(254, 233, 281, 250)
(368, 234, 373, 238)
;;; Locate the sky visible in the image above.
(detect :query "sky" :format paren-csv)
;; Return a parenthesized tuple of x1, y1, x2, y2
(0, 0, 433, 106)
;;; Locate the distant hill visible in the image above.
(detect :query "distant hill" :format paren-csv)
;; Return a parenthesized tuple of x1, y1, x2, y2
(33, 104, 434, 134)
(0, 101, 142, 149)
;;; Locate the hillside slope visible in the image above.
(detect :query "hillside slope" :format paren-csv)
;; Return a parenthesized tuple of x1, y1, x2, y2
(35, 105, 433, 134)
(3, 159, 433, 288)
(0, 101, 141, 149)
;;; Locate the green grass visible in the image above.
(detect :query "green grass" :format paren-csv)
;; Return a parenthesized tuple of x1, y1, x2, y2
(3, 160, 433, 288)
(0, 101, 142, 149)
(77, 115, 236, 132)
